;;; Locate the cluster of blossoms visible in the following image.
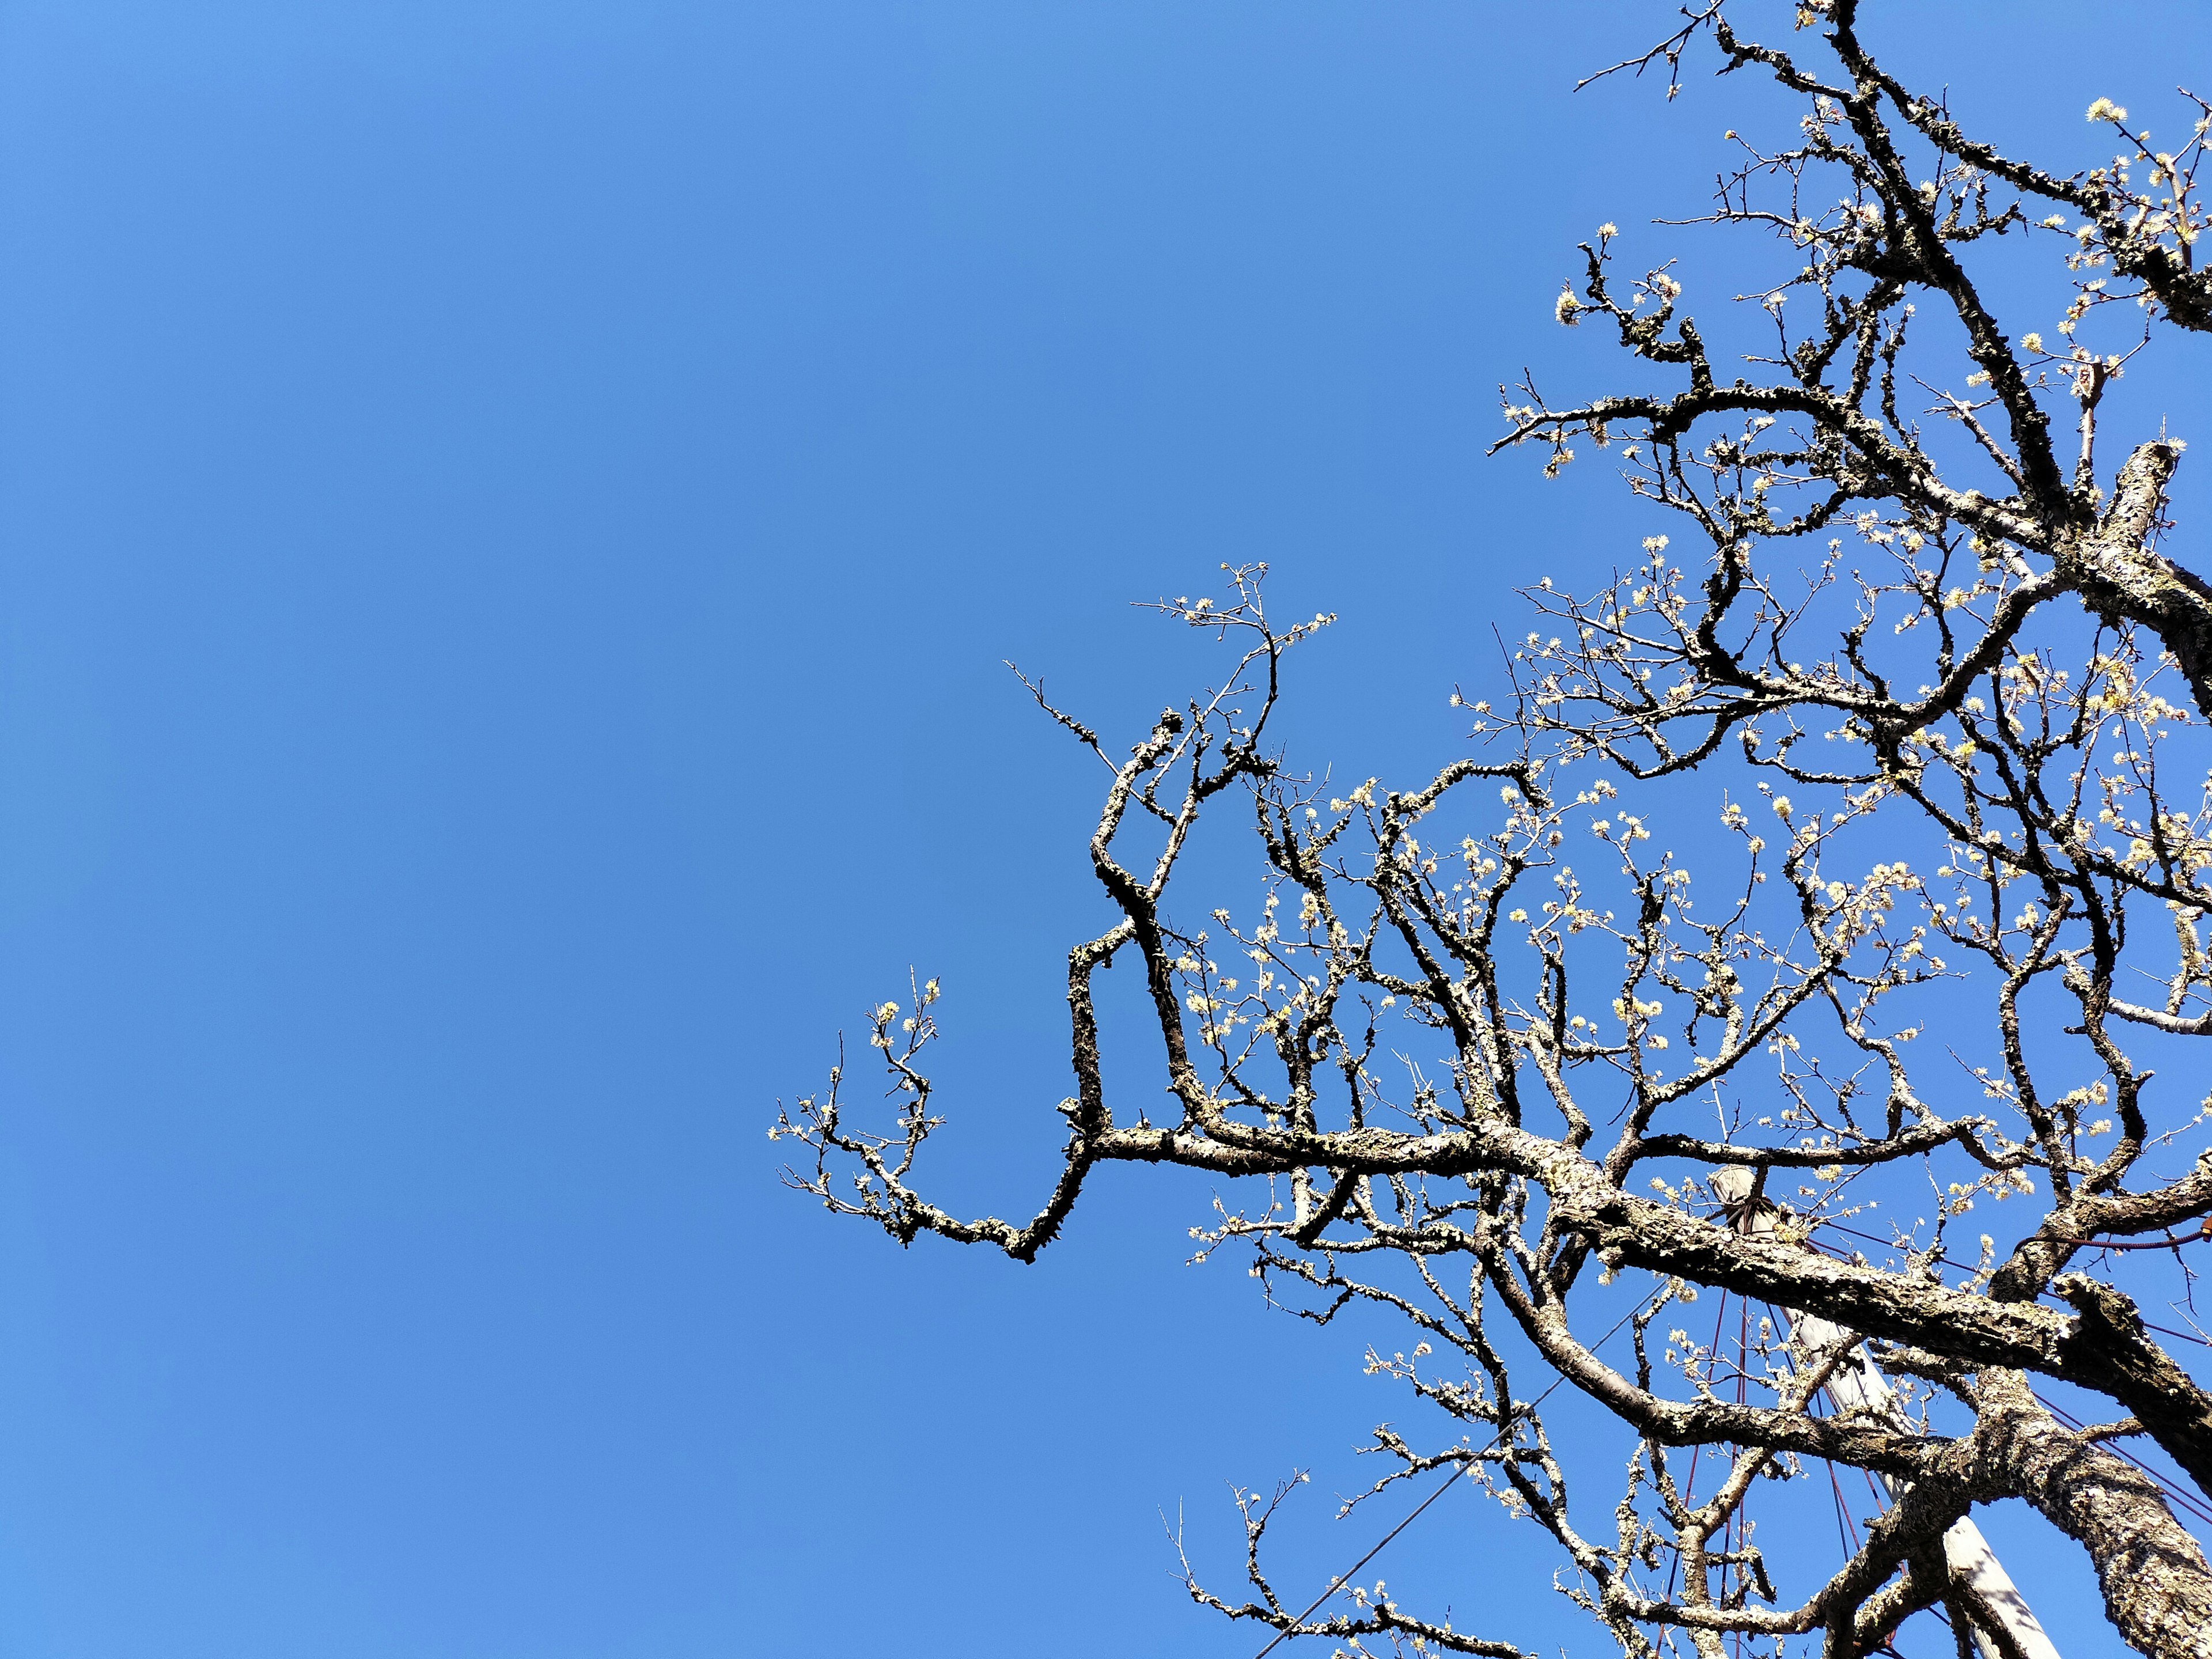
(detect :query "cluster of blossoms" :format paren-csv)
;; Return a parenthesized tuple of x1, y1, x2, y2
(778, 9, 2212, 1658)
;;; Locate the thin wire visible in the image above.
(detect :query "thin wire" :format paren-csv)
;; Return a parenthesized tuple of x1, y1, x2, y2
(2140, 1316, 2212, 1348)
(2030, 1389, 2212, 1529)
(1731, 1292, 1749, 1659)
(2029, 1286, 2212, 1351)
(1664, 1289, 1732, 1603)
(2055, 1232, 2206, 1252)
(1827, 1460, 1862, 1555)
(1862, 1463, 1953, 1650)
(1774, 1285, 2212, 1594)
(1249, 1304, 1645, 1659)
(1816, 1221, 1901, 1253)
(1249, 1467, 1465, 1659)
(1817, 1213, 2212, 1286)
(1801, 1219, 2212, 1527)
(1820, 1218, 2212, 1330)
(1790, 1310, 1870, 1599)
(1762, 1301, 1967, 1656)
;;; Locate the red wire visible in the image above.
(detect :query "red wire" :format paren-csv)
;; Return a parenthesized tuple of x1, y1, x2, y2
(1658, 1285, 1735, 1621)
(1732, 1293, 1749, 1659)
(1828, 1459, 1862, 1555)
(2033, 1391, 2212, 1529)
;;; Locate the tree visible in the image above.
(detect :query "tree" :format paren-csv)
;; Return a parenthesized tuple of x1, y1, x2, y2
(772, 3, 2212, 1655)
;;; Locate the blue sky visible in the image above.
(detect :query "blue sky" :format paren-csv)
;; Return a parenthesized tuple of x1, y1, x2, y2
(0, 3, 2207, 1655)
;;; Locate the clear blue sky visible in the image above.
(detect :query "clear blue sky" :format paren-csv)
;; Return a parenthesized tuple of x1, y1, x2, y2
(0, 3, 2205, 1655)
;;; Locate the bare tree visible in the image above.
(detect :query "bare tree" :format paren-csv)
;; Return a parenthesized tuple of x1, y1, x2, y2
(772, 4, 2212, 1656)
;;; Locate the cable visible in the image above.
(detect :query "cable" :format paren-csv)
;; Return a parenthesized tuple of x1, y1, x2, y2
(2139, 1315, 2211, 1348)
(1249, 1304, 1643, 1659)
(1662, 1289, 1732, 1603)
(2029, 1389, 2212, 1529)
(1817, 1219, 2212, 1336)
(1249, 1466, 1465, 1659)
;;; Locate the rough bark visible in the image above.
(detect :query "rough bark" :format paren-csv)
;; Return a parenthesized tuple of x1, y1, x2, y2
(1969, 1371, 2212, 1659)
